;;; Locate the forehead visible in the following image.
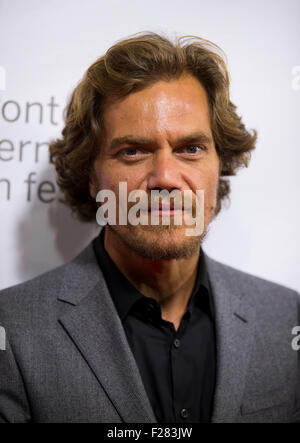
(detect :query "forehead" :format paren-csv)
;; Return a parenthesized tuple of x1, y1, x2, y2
(102, 74, 212, 140)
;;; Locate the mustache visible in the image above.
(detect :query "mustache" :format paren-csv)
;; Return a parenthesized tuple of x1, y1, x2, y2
(126, 190, 196, 212)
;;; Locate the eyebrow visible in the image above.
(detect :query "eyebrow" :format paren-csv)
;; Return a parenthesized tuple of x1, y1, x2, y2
(109, 132, 214, 151)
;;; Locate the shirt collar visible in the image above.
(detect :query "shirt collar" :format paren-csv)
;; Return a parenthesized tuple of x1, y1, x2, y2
(93, 227, 214, 321)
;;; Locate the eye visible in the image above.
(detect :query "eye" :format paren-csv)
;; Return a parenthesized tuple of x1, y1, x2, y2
(117, 147, 150, 162)
(186, 145, 201, 154)
(122, 148, 138, 156)
(178, 145, 207, 156)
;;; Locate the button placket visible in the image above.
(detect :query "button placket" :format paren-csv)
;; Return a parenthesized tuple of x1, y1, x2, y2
(180, 408, 189, 419)
(173, 338, 181, 348)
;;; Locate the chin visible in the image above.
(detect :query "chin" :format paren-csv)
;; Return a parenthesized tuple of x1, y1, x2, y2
(111, 224, 204, 261)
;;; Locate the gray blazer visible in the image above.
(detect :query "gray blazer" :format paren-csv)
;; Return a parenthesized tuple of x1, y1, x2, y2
(0, 240, 299, 423)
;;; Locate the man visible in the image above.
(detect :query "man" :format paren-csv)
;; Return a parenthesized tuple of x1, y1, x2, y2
(0, 33, 299, 423)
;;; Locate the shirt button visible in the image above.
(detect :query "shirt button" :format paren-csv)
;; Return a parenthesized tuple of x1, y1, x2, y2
(180, 408, 189, 419)
(173, 338, 181, 348)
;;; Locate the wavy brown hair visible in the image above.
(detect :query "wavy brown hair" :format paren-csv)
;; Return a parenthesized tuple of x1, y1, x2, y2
(49, 32, 257, 221)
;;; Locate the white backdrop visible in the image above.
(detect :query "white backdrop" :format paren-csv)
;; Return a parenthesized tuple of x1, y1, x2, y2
(0, 0, 299, 292)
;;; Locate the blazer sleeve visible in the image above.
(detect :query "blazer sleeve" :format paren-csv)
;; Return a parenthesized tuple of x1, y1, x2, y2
(0, 323, 31, 423)
(291, 292, 300, 422)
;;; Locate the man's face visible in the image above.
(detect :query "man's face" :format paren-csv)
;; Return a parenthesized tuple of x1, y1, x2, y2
(90, 73, 220, 260)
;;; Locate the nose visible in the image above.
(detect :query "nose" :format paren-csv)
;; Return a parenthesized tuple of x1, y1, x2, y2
(147, 148, 182, 192)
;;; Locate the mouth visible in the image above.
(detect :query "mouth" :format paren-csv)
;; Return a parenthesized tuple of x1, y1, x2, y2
(148, 209, 184, 216)
(146, 203, 192, 216)
(138, 199, 193, 217)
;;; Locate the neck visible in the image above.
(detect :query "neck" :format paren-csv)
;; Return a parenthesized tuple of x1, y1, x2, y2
(104, 227, 200, 329)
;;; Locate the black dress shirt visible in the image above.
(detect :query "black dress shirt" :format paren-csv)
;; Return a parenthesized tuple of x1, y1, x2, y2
(93, 227, 216, 423)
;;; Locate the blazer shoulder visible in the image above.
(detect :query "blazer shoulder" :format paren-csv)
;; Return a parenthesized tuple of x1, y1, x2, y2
(204, 252, 300, 306)
(0, 242, 100, 318)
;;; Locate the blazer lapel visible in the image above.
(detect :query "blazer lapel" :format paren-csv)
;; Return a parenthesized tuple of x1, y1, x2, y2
(205, 254, 256, 423)
(56, 241, 256, 423)
(57, 245, 156, 423)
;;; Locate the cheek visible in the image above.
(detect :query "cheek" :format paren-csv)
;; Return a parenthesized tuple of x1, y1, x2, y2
(192, 168, 219, 196)
(207, 171, 219, 193)
(96, 165, 142, 195)
(205, 175, 220, 222)
(206, 172, 219, 203)
(193, 169, 219, 219)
